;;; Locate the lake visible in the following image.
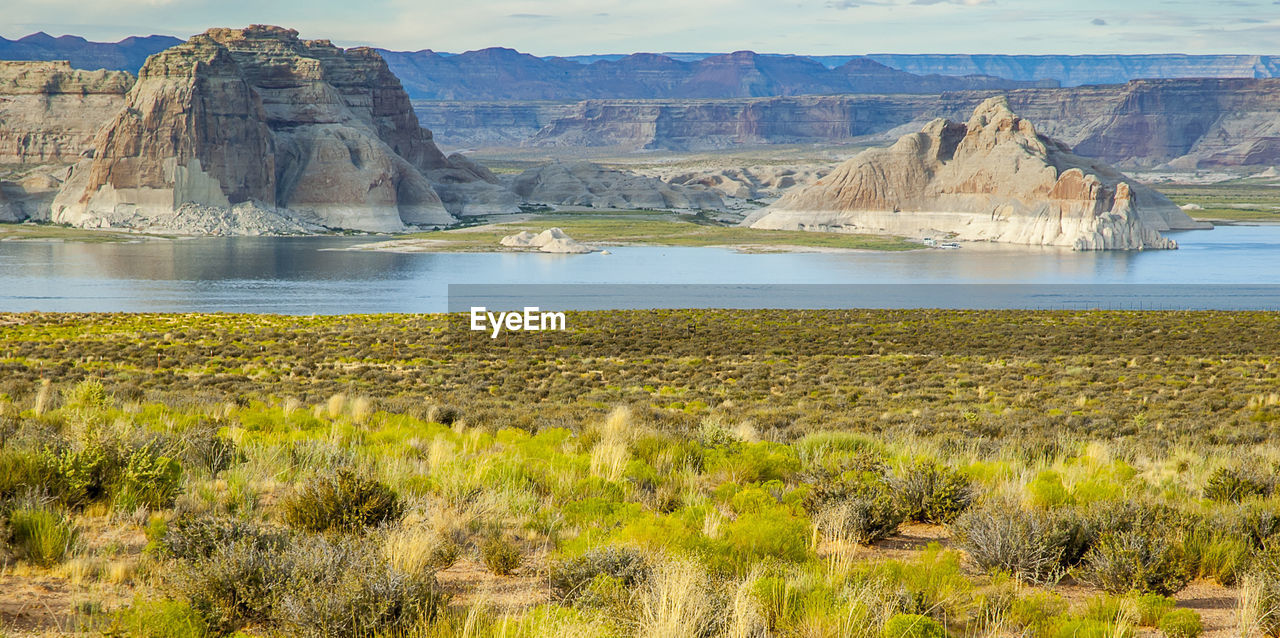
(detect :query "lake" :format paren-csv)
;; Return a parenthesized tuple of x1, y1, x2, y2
(1, 224, 1277, 313)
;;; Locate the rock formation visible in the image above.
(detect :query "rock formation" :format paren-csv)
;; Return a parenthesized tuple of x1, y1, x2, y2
(748, 97, 1209, 250)
(50, 25, 516, 234)
(646, 165, 831, 201)
(500, 227, 597, 253)
(426, 79, 1280, 170)
(0, 61, 132, 166)
(0, 61, 133, 220)
(509, 161, 724, 210)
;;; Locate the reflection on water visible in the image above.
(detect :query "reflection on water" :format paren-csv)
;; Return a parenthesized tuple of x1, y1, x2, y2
(0, 225, 1276, 313)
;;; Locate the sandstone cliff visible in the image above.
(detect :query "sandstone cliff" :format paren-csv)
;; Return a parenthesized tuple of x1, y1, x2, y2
(51, 26, 515, 234)
(508, 162, 725, 210)
(0, 61, 131, 166)
(748, 97, 1208, 250)
(473, 78, 1280, 169)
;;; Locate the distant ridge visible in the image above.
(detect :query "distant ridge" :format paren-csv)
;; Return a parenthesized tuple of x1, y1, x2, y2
(865, 54, 1280, 87)
(0, 32, 182, 72)
(3, 31, 1279, 92)
(375, 47, 1054, 100)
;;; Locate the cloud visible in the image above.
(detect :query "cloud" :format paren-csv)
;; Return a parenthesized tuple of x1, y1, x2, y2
(1091, 18, 1107, 25)
(507, 13, 552, 19)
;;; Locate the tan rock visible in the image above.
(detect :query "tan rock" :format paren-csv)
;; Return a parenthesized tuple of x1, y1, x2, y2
(499, 227, 597, 253)
(749, 97, 1205, 250)
(51, 25, 515, 234)
(0, 61, 132, 167)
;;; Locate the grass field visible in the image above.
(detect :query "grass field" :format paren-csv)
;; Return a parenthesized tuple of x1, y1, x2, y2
(402, 211, 919, 252)
(0, 224, 159, 243)
(1158, 183, 1280, 222)
(1, 310, 1280, 636)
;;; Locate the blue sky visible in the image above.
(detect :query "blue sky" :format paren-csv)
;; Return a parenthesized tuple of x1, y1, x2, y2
(3, 0, 1279, 55)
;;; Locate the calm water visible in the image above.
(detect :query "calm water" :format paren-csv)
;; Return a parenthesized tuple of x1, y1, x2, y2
(0, 225, 1277, 313)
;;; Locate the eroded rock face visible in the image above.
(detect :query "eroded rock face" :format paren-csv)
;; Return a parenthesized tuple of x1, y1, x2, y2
(0, 61, 131, 166)
(52, 25, 514, 233)
(749, 97, 1208, 250)
(499, 227, 597, 253)
(509, 161, 724, 210)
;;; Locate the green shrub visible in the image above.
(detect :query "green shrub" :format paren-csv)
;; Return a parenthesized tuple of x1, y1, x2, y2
(817, 484, 905, 545)
(721, 508, 811, 568)
(7, 503, 77, 566)
(113, 444, 183, 511)
(1007, 590, 1068, 633)
(481, 534, 523, 576)
(1078, 530, 1190, 595)
(63, 379, 110, 410)
(952, 501, 1074, 584)
(549, 547, 649, 603)
(1133, 592, 1175, 626)
(1237, 503, 1280, 547)
(281, 470, 403, 534)
(1204, 467, 1271, 502)
(893, 460, 972, 524)
(1028, 470, 1073, 508)
(1156, 608, 1201, 638)
(0, 449, 50, 501)
(882, 613, 947, 638)
(42, 443, 110, 506)
(107, 599, 209, 638)
(1051, 618, 1134, 638)
(427, 535, 462, 570)
(1181, 527, 1249, 585)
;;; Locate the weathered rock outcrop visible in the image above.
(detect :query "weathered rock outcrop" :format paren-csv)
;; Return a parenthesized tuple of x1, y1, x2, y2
(645, 165, 831, 201)
(51, 26, 515, 234)
(509, 161, 725, 210)
(749, 97, 1208, 250)
(500, 227, 597, 253)
(0, 61, 132, 166)
(982, 79, 1280, 169)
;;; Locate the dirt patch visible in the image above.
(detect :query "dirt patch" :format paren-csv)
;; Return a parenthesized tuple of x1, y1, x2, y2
(435, 557, 550, 611)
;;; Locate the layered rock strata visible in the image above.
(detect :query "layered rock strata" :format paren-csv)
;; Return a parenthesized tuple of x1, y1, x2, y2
(51, 25, 515, 233)
(748, 97, 1208, 250)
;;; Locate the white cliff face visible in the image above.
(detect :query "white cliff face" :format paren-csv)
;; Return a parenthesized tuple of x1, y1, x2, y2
(748, 97, 1205, 250)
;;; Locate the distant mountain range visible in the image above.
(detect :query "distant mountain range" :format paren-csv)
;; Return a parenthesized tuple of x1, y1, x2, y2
(0, 32, 182, 73)
(4, 31, 1280, 95)
(375, 48, 1055, 100)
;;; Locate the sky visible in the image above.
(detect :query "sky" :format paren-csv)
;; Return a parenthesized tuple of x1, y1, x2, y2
(3, 0, 1280, 56)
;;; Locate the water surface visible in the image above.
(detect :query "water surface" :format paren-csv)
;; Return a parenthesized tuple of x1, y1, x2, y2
(0, 225, 1276, 313)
